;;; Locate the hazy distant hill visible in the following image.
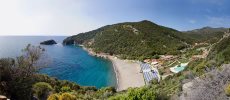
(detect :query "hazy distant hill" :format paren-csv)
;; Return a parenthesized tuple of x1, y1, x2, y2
(185, 27, 227, 43)
(64, 20, 194, 59)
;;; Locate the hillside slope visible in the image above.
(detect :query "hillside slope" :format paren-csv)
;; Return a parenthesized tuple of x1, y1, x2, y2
(185, 27, 227, 43)
(187, 29, 230, 75)
(63, 20, 193, 59)
(207, 31, 230, 65)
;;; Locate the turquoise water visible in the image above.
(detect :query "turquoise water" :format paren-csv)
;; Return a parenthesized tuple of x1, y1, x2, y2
(174, 66, 185, 72)
(0, 36, 116, 88)
(174, 63, 188, 72)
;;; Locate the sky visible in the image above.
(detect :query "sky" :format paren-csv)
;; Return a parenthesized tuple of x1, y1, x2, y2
(0, 0, 229, 36)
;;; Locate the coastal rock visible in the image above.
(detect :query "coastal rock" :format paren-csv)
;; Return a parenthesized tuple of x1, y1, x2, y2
(40, 40, 57, 45)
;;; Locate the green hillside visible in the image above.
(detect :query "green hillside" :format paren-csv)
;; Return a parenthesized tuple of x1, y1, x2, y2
(208, 35, 230, 65)
(187, 30, 230, 75)
(64, 20, 193, 60)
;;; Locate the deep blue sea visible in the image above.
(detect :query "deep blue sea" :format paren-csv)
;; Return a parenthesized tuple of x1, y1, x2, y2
(0, 36, 116, 88)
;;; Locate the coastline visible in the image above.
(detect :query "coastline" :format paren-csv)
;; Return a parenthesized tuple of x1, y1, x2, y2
(79, 45, 145, 91)
(109, 56, 120, 90)
(108, 56, 145, 91)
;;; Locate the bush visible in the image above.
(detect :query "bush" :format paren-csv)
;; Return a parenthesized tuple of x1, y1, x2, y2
(109, 87, 156, 100)
(95, 87, 116, 99)
(61, 86, 72, 93)
(149, 79, 159, 84)
(33, 82, 53, 100)
(153, 54, 160, 59)
(47, 94, 59, 100)
(59, 93, 76, 100)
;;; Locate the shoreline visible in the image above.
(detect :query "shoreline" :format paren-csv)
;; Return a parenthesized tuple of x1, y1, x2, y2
(109, 56, 120, 90)
(108, 56, 145, 91)
(79, 45, 145, 91)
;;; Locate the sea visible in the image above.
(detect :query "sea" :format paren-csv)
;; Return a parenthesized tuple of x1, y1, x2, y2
(0, 36, 116, 88)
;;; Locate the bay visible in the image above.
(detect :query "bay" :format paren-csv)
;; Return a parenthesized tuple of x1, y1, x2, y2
(0, 36, 116, 88)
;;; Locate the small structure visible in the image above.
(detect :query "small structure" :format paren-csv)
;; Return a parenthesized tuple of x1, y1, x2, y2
(151, 61, 158, 65)
(140, 63, 160, 84)
(144, 59, 161, 66)
(160, 55, 176, 61)
(144, 59, 151, 63)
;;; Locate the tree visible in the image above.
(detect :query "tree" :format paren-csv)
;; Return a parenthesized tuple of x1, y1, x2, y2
(33, 82, 53, 100)
(0, 44, 45, 100)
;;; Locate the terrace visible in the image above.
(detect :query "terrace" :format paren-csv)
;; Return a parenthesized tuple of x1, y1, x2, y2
(140, 63, 160, 84)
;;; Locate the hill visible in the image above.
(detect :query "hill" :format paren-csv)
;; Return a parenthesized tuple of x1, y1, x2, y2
(185, 27, 227, 44)
(63, 20, 194, 60)
(207, 31, 230, 65)
(187, 29, 230, 75)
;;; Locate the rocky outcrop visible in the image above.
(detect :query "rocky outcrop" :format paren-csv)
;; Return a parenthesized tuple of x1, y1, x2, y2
(40, 40, 57, 45)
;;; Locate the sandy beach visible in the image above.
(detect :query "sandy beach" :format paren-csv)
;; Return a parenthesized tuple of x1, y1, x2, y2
(80, 46, 145, 91)
(108, 56, 145, 91)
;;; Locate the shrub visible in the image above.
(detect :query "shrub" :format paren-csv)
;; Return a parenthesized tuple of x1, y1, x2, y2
(149, 79, 159, 84)
(33, 82, 53, 100)
(59, 93, 76, 100)
(47, 94, 59, 100)
(153, 54, 160, 59)
(61, 86, 72, 93)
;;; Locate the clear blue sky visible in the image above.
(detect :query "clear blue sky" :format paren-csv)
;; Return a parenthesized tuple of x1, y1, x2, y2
(0, 0, 229, 36)
(84, 0, 230, 31)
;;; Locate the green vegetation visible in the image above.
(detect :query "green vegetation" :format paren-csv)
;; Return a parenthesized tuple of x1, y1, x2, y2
(109, 87, 156, 100)
(108, 75, 186, 100)
(64, 20, 194, 60)
(59, 93, 76, 100)
(0, 45, 44, 100)
(44, 75, 184, 100)
(185, 27, 226, 44)
(184, 47, 203, 58)
(208, 37, 230, 64)
(63, 25, 110, 45)
(47, 94, 59, 100)
(0, 45, 182, 100)
(32, 82, 53, 100)
(0, 45, 97, 100)
(60, 86, 72, 93)
(187, 36, 230, 75)
(1, 24, 229, 99)
(64, 21, 226, 60)
(48, 93, 78, 100)
(185, 29, 230, 76)
(61, 23, 229, 99)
